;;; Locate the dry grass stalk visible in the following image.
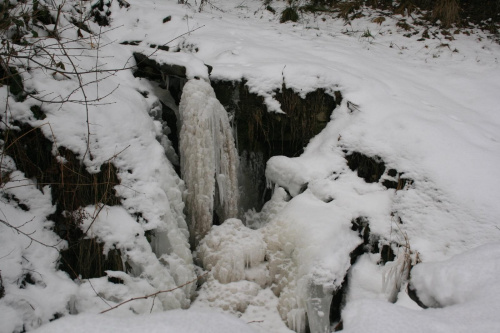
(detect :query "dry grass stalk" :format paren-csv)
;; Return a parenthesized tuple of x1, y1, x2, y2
(433, 0, 460, 28)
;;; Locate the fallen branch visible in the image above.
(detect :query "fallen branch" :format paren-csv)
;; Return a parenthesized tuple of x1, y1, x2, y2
(99, 272, 209, 314)
(0, 218, 62, 250)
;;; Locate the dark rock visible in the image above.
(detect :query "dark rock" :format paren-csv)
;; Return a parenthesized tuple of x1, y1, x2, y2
(3, 193, 30, 211)
(351, 216, 381, 254)
(160, 63, 186, 78)
(334, 91, 343, 106)
(382, 179, 398, 189)
(160, 101, 180, 162)
(349, 243, 365, 265)
(1, 124, 122, 279)
(91, 0, 105, 11)
(167, 76, 186, 104)
(380, 244, 395, 264)
(158, 45, 169, 51)
(50, 313, 63, 322)
(0, 66, 24, 99)
(266, 5, 276, 14)
(345, 152, 386, 183)
(351, 216, 370, 245)
(20, 273, 36, 288)
(91, 5, 110, 26)
(388, 168, 398, 177)
(398, 177, 414, 190)
(71, 17, 91, 34)
(138, 90, 149, 98)
(60, 241, 123, 279)
(213, 79, 337, 159)
(34, 5, 55, 25)
(133, 52, 187, 85)
(329, 276, 348, 325)
(107, 276, 125, 284)
(117, 0, 130, 8)
(0, 272, 5, 299)
(298, 182, 309, 194)
(280, 7, 299, 23)
(407, 283, 428, 309)
(382, 168, 414, 190)
(120, 40, 141, 46)
(30, 105, 46, 120)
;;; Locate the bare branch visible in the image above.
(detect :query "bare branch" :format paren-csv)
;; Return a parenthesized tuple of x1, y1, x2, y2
(0, 218, 63, 250)
(100, 272, 209, 314)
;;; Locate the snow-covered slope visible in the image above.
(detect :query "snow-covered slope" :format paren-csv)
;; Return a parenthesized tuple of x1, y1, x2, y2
(1, 0, 500, 332)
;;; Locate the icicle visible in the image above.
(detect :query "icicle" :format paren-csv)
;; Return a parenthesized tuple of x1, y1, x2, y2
(305, 283, 334, 333)
(179, 79, 239, 247)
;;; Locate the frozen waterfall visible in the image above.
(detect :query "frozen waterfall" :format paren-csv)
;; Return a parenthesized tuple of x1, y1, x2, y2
(179, 79, 239, 247)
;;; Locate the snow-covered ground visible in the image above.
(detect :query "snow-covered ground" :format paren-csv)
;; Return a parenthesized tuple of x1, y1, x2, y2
(1, 0, 500, 332)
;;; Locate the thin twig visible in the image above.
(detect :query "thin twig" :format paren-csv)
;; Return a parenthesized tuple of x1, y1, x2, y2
(0, 218, 62, 249)
(100, 272, 209, 314)
(88, 278, 112, 308)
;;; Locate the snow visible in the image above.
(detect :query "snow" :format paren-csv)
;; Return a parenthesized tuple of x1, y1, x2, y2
(1, 0, 500, 332)
(410, 243, 500, 308)
(0, 172, 77, 333)
(31, 309, 257, 333)
(341, 243, 500, 333)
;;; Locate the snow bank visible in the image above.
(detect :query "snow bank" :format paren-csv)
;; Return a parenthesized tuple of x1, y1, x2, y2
(411, 242, 500, 308)
(0, 173, 77, 333)
(342, 243, 500, 333)
(32, 309, 256, 333)
(179, 79, 239, 247)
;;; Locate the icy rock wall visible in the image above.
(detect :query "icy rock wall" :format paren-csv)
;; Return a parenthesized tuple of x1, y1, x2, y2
(179, 79, 239, 247)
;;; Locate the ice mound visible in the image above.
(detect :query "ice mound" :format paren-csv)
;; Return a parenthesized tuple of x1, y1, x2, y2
(193, 278, 262, 314)
(198, 219, 266, 284)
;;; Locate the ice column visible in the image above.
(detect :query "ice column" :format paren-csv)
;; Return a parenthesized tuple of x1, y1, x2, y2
(305, 282, 334, 333)
(179, 79, 239, 247)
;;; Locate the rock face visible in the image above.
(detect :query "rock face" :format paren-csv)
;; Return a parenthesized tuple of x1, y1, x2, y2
(212, 79, 340, 211)
(345, 152, 386, 183)
(133, 52, 188, 103)
(213, 80, 338, 158)
(1, 125, 123, 279)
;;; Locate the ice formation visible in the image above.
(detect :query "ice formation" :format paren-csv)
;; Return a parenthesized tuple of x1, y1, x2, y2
(179, 79, 239, 247)
(198, 219, 267, 284)
(193, 278, 262, 314)
(261, 190, 361, 333)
